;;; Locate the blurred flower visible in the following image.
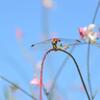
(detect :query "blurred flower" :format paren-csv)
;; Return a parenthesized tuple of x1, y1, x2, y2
(70, 84, 84, 92)
(16, 28, 23, 40)
(42, 0, 54, 9)
(44, 80, 53, 93)
(79, 24, 98, 44)
(30, 61, 43, 87)
(30, 76, 41, 86)
(79, 27, 87, 38)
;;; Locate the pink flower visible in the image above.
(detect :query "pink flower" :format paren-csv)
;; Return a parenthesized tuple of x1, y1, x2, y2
(16, 28, 23, 40)
(42, 0, 54, 9)
(79, 24, 99, 44)
(79, 24, 96, 38)
(30, 77, 41, 86)
(79, 27, 86, 38)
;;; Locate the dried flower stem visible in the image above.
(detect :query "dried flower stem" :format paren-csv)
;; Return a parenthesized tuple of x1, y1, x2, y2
(48, 41, 81, 96)
(87, 0, 100, 99)
(0, 74, 37, 100)
(40, 48, 91, 100)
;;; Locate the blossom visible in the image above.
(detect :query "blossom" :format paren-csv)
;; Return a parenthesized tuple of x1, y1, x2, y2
(79, 27, 87, 38)
(42, 0, 54, 9)
(79, 24, 98, 44)
(16, 28, 23, 40)
(30, 77, 41, 86)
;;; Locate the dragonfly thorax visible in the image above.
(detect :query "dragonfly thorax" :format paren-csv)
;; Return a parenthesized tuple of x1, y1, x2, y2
(51, 38, 61, 50)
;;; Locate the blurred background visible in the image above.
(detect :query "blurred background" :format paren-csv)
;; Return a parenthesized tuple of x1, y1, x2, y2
(0, 0, 100, 100)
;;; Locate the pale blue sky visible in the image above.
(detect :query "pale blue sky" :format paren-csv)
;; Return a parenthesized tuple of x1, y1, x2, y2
(0, 0, 100, 100)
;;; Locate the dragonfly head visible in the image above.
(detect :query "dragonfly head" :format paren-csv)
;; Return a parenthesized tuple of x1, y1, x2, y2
(31, 44, 35, 47)
(52, 38, 61, 43)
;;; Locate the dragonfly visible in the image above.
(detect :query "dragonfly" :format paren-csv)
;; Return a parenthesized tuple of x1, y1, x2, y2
(31, 37, 87, 51)
(31, 1, 100, 100)
(44, 24, 100, 91)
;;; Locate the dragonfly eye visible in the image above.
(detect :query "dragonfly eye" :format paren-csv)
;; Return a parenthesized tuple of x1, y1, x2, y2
(58, 40, 61, 42)
(31, 44, 35, 47)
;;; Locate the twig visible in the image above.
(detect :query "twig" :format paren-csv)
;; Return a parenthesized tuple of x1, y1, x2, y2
(0, 74, 37, 100)
(40, 48, 91, 100)
(92, 0, 100, 24)
(47, 42, 78, 97)
(87, 0, 100, 99)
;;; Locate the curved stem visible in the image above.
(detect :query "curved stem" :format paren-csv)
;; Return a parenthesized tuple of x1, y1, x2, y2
(40, 48, 91, 100)
(0, 74, 37, 100)
(87, 0, 100, 99)
(48, 43, 77, 97)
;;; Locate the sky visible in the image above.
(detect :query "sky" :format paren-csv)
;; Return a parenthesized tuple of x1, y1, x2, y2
(0, 0, 100, 100)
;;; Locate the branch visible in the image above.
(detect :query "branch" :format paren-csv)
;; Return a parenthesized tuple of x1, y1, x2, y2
(0, 75, 37, 100)
(87, 0, 100, 99)
(40, 48, 91, 100)
(47, 42, 78, 97)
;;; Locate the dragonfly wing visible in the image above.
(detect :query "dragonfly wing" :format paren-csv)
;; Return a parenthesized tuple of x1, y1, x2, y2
(31, 39, 51, 47)
(31, 39, 52, 51)
(59, 38, 87, 47)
